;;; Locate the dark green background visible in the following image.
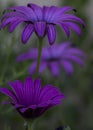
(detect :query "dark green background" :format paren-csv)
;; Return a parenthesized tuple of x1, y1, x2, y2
(0, 0, 93, 130)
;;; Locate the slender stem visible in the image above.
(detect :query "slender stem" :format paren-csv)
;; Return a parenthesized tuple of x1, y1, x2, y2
(35, 38, 43, 78)
(28, 123, 33, 130)
(24, 121, 33, 130)
(24, 122, 28, 130)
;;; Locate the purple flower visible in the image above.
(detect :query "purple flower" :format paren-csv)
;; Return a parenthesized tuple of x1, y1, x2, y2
(0, 77, 64, 119)
(17, 42, 86, 76)
(0, 3, 85, 45)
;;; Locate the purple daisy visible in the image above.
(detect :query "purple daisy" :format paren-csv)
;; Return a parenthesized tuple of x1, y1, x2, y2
(17, 42, 86, 76)
(0, 3, 85, 45)
(0, 77, 64, 119)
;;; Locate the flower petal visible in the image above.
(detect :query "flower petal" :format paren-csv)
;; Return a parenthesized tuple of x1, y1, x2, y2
(29, 61, 37, 74)
(66, 48, 86, 58)
(9, 18, 23, 33)
(23, 77, 34, 105)
(64, 22, 82, 36)
(21, 24, 34, 44)
(47, 25, 56, 45)
(43, 6, 57, 22)
(39, 62, 47, 74)
(56, 22, 70, 37)
(57, 6, 75, 14)
(33, 79, 41, 103)
(1, 17, 20, 28)
(2, 12, 27, 21)
(34, 22, 46, 37)
(8, 80, 24, 103)
(63, 55, 84, 66)
(7, 6, 37, 21)
(40, 85, 62, 102)
(29, 61, 46, 75)
(27, 3, 43, 20)
(60, 14, 85, 26)
(16, 48, 38, 62)
(0, 88, 17, 103)
(61, 60, 74, 75)
(50, 6, 75, 22)
(49, 62, 59, 76)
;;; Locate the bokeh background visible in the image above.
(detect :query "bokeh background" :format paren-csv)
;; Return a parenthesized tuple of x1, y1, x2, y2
(0, 0, 93, 130)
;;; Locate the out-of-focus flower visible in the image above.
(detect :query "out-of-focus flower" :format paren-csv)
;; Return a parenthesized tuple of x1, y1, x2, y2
(0, 3, 84, 45)
(17, 42, 86, 76)
(0, 77, 64, 119)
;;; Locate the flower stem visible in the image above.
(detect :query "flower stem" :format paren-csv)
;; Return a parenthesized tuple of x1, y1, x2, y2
(24, 121, 33, 130)
(35, 38, 43, 78)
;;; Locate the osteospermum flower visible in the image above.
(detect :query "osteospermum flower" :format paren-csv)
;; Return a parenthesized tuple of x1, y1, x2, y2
(0, 3, 85, 45)
(17, 42, 86, 76)
(0, 77, 64, 119)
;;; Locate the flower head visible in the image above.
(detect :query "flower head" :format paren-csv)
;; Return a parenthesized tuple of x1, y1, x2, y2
(17, 42, 86, 76)
(0, 77, 64, 119)
(0, 3, 84, 45)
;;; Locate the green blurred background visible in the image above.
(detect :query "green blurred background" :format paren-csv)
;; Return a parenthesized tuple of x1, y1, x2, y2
(0, 0, 93, 130)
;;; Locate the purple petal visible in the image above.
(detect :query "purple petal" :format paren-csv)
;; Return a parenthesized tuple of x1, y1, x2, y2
(40, 85, 56, 101)
(47, 25, 56, 45)
(41, 47, 51, 59)
(56, 22, 70, 37)
(66, 48, 86, 58)
(51, 6, 74, 22)
(19, 104, 38, 113)
(14, 104, 24, 109)
(61, 14, 85, 26)
(43, 6, 75, 23)
(52, 42, 70, 56)
(61, 60, 74, 75)
(21, 24, 34, 44)
(8, 80, 24, 104)
(34, 22, 46, 37)
(0, 88, 17, 103)
(27, 3, 43, 20)
(29, 61, 37, 74)
(2, 12, 27, 21)
(64, 22, 82, 36)
(9, 18, 23, 33)
(57, 6, 75, 14)
(16, 48, 38, 62)
(49, 62, 59, 76)
(19, 107, 28, 113)
(51, 95, 65, 105)
(33, 79, 41, 103)
(7, 6, 37, 21)
(61, 23, 70, 37)
(1, 17, 20, 28)
(29, 62, 46, 75)
(23, 77, 34, 105)
(39, 62, 47, 74)
(43, 6, 58, 22)
(40, 85, 62, 102)
(63, 55, 84, 66)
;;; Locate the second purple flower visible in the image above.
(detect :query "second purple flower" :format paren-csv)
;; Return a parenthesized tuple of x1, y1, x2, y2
(17, 42, 86, 76)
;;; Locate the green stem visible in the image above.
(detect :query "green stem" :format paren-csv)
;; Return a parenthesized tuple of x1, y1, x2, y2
(24, 121, 33, 130)
(35, 38, 43, 78)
